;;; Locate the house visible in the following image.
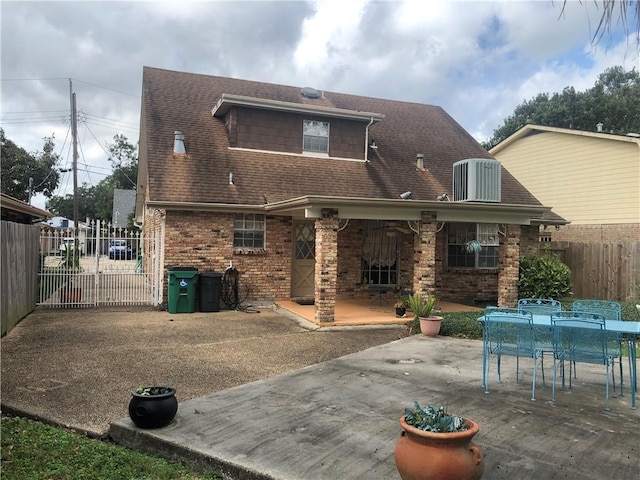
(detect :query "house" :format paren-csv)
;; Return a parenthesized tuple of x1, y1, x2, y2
(489, 124, 640, 243)
(135, 67, 565, 322)
(41, 216, 90, 254)
(112, 188, 136, 228)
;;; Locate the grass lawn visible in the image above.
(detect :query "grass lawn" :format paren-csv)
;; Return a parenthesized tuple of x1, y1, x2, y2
(1, 416, 225, 480)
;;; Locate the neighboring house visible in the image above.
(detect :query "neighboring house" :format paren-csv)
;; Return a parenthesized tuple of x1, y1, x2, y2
(41, 216, 89, 254)
(112, 188, 136, 228)
(135, 67, 565, 321)
(1, 193, 51, 335)
(490, 124, 640, 243)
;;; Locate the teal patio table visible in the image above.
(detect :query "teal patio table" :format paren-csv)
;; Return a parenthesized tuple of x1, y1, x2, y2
(478, 313, 640, 409)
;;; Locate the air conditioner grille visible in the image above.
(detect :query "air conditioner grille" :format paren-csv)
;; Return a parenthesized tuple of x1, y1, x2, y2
(453, 158, 501, 202)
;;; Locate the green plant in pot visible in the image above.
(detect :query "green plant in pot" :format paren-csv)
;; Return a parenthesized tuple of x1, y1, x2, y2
(394, 295, 409, 318)
(129, 385, 178, 429)
(394, 402, 484, 480)
(407, 292, 442, 337)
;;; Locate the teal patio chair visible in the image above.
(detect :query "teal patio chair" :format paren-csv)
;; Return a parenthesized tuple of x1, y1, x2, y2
(551, 311, 618, 410)
(484, 311, 541, 401)
(572, 300, 624, 395)
(518, 298, 562, 386)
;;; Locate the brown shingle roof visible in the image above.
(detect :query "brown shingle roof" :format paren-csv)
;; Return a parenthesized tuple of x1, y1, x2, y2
(140, 66, 546, 208)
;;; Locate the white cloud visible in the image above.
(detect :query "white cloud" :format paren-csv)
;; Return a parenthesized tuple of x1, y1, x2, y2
(1, 0, 637, 209)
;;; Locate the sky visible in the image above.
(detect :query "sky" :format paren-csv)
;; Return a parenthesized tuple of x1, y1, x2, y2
(1, 0, 638, 210)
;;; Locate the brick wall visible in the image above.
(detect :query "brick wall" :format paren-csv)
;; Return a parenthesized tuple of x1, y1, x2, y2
(551, 223, 640, 243)
(163, 211, 292, 304)
(159, 210, 530, 310)
(336, 220, 415, 300)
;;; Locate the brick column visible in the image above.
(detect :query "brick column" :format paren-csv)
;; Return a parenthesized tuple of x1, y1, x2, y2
(314, 214, 339, 323)
(413, 212, 437, 295)
(520, 225, 540, 257)
(498, 225, 521, 307)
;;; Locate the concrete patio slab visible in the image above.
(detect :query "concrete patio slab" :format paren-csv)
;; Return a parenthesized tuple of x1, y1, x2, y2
(110, 335, 640, 480)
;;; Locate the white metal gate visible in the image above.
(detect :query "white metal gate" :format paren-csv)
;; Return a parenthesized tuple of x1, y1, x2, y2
(38, 220, 162, 308)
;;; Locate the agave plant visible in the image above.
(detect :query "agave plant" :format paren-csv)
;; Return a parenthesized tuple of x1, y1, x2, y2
(403, 402, 468, 433)
(407, 293, 436, 320)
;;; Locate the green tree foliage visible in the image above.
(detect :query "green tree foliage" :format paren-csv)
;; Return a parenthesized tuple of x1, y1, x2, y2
(483, 66, 640, 149)
(46, 134, 138, 223)
(518, 255, 573, 300)
(0, 128, 61, 202)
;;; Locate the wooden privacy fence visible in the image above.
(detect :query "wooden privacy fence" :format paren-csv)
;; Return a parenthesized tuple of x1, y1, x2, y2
(1, 220, 40, 336)
(546, 241, 640, 301)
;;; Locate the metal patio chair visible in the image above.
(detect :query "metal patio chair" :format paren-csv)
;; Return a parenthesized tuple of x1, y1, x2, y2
(572, 300, 624, 395)
(484, 311, 541, 401)
(518, 298, 562, 386)
(551, 311, 618, 410)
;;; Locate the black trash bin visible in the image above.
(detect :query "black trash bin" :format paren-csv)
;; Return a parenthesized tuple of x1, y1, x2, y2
(199, 272, 223, 312)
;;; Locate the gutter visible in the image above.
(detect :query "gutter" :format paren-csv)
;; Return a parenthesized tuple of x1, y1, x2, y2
(364, 117, 375, 162)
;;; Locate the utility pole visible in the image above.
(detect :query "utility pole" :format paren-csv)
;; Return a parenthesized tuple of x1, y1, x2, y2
(69, 79, 79, 244)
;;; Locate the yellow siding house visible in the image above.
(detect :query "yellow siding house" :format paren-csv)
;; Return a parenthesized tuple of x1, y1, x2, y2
(490, 124, 640, 242)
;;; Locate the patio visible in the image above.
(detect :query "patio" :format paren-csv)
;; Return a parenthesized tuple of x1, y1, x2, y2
(275, 297, 483, 327)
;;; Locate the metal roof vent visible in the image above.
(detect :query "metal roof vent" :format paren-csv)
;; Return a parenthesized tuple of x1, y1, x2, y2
(301, 87, 321, 99)
(173, 131, 186, 156)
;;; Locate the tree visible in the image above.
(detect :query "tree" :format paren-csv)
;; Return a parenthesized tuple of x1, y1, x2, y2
(560, 0, 640, 49)
(0, 128, 61, 202)
(483, 66, 640, 149)
(46, 134, 138, 224)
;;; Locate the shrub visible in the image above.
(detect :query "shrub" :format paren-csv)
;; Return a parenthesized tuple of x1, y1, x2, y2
(519, 254, 572, 299)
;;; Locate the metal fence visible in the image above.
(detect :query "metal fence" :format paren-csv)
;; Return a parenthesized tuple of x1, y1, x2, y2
(38, 220, 161, 308)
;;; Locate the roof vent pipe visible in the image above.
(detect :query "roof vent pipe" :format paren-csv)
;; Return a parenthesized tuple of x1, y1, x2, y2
(416, 153, 424, 170)
(173, 131, 186, 155)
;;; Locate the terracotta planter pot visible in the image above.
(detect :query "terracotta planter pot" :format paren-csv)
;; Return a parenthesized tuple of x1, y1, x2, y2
(395, 416, 484, 480)
(128, 387, 178, 429)
(419, 316, 442, 337)
(60, 286, 82, 304)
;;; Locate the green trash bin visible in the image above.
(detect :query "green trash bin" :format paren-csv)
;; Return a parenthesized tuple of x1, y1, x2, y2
(167, 267, 198, 313)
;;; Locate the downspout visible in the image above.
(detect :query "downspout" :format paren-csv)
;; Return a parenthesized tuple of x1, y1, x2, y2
(364, 116, 374, 162)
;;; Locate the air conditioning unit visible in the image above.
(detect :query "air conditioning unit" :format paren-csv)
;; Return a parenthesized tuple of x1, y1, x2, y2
(452, 158, 501, 202)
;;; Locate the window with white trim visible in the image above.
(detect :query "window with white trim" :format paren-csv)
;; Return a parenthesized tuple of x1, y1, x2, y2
(233, 213, 265, 248)
(447, 223, 499, 268)
(303, 120, 329, 153)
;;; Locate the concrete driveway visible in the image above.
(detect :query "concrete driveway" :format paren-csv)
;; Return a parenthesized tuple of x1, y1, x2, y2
(3, 306, 640, 480)
(0, 305, 408, 436)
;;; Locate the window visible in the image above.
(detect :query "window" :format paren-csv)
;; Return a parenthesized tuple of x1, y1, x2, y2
(234, 213, 265, 248)
(361, 220, 398, 285)
(447, 223, 499, 268)
(303, 120, 329, 153)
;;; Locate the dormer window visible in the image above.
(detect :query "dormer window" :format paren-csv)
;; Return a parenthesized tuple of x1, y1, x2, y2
(303, 120, 329, 153)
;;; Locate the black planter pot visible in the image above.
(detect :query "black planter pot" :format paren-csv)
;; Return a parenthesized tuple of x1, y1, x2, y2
(128, 387, 178, 429)
(395, 307, 407, 318)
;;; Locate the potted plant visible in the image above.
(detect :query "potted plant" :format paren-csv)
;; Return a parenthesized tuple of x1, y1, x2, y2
(394, 295, 409, 318)
(407, 292, 442, 337)
(128, 386, 178, 429)
(394, 402, 484, 480)
(59, 241, 82, 306)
